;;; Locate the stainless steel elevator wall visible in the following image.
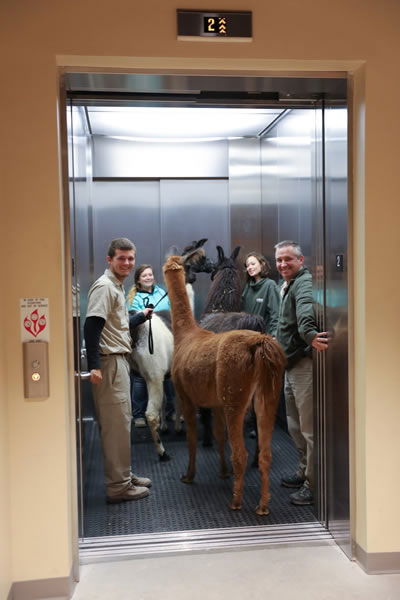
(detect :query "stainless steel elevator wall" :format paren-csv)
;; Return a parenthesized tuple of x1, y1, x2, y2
(93, 136, 228, 178)
(323, 107, 350, 553)
(229, 109, 319, 278)
(229, 138, 263, 265)
(92, 180, 161, 280)
(68, 103, 95, 537)
(260, 109, 316, 268)
(90, 136, 231, 314)
(90, 179, 229, 315)
(69, 105, 93, 328)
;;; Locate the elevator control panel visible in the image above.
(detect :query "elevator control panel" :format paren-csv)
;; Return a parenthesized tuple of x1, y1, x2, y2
(23, 341, 49, 398)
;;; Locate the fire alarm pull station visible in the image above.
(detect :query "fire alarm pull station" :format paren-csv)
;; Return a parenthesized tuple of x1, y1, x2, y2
(23, 341, 49, 398)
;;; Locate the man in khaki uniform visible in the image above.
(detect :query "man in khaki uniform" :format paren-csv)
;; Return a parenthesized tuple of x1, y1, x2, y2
(84, 238, 152, 503)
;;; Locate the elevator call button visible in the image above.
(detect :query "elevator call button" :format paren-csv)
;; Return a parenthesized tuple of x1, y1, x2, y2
(23, 340, 49, 398)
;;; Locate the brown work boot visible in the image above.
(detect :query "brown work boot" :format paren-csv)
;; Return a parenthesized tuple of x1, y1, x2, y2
(106, 485, 149, 504)
(131, 473, 152, 487)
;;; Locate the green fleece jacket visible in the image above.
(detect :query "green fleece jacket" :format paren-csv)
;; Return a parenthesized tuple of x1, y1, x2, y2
(276, 267, 318, 369)
(241, 277, 280, 336)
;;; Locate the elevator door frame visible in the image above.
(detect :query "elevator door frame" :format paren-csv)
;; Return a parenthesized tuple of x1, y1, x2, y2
(63, 71, 350, 561)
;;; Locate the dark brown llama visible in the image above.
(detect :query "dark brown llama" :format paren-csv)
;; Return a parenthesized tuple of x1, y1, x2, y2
(163, 254, 286, 515)
(202, 246, 242, 314)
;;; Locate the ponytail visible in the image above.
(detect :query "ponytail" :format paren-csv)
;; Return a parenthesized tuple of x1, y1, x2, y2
(127, 285, 137, 308)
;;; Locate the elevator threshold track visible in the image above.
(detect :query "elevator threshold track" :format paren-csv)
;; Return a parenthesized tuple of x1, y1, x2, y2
(80, 522, 333, 563)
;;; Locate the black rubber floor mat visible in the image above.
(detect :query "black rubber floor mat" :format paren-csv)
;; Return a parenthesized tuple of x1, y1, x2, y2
(82, 421, 316, 538)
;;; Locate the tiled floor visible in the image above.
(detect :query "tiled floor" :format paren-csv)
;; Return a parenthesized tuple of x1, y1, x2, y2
(71, 543, 400, 600)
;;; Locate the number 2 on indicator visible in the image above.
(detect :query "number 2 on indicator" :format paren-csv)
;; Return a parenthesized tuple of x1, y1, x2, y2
(207, 17, 216, 32)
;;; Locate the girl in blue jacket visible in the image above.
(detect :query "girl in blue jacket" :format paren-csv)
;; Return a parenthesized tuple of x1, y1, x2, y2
(127, 264, 170, 312)
(127, 264, 174, 427)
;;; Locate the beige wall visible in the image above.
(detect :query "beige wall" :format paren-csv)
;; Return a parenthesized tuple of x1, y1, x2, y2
(1, 0, 400, 584)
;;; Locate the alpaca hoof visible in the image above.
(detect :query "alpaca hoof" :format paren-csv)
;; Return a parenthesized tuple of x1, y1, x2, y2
(180, 474, 194, 484)
(229, 502, 242, 511)
(159, 452, 171, 462)
(255, 505, 270, 516)
(202, 439, 213, 448)
(160, 424, 168, 433)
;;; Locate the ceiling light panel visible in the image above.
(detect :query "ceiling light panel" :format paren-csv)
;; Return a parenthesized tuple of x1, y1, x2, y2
(88, 107, 283, 139)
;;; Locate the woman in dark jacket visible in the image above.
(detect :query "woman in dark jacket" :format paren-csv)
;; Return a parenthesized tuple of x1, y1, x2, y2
(242, 252, 280, 337)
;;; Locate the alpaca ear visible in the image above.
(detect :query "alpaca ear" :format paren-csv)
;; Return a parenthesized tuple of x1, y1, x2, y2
(195, 238, 208, 248)
(216, 246, 225, 263)
(231, 246, 241, 261)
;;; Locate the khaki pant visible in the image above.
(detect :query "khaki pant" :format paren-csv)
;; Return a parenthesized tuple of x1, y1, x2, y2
(91, 355, 132, 497)
(284, 356, 314, 487)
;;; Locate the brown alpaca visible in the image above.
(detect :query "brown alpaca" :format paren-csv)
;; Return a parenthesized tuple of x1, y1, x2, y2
(163, 255, 286, 515)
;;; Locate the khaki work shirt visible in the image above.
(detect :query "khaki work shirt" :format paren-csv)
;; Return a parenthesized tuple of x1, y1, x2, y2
(86, 269, 132, 354)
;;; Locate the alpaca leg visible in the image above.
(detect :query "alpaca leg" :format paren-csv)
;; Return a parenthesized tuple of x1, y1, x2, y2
(145, 380, 170, 462)
(254, 394, 274, 515)
(212, 407, 228, 479)
(180, 396, 197, 483)
(225, 410, 248, 511)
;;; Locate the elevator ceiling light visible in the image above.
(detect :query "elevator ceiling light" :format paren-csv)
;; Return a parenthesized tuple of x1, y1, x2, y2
(108, 135, 244, 143)
(87, 106, 284, 139)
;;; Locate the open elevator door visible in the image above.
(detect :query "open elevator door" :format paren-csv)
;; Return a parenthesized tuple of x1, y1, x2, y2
(64, 73, 350, 560)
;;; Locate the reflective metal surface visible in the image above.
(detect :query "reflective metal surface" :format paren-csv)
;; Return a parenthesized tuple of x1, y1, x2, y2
(65, 73, 347, 103)
(323, 106, 350, 556)
(89, 178, 229, 318)
(67, 103, 94, 538)
(76, 371, 91, 381)
(80, 523, 333, 563)
(260, 109, 317, 268)
(159, 178, 229, 314)
(93, 136, 228, 178)
(229, 137, 262, 261)
(91, 180, 161, 281)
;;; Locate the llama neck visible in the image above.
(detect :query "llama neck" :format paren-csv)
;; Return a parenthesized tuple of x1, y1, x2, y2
(165, 269, 198, 339)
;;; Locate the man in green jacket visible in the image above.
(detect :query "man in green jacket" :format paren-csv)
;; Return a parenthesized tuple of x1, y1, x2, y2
(275, 241, 328, 505)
